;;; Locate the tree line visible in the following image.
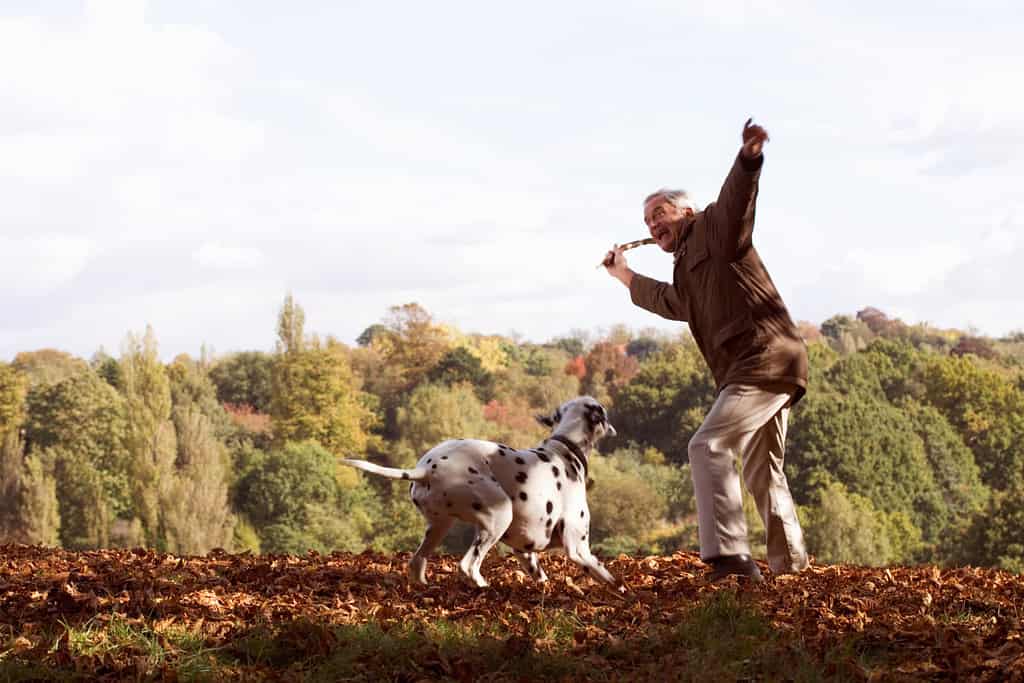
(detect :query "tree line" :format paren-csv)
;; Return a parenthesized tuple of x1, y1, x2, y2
(1, 298, 1021, 572)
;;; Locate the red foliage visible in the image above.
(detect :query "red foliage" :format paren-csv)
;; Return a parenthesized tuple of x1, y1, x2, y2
(223, 402, 272, 435)
(564, 355, 586, 379)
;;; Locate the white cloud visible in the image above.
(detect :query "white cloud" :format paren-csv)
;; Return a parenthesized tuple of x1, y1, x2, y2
(0, 234, 96, 294)
(193, 242, 266, 270)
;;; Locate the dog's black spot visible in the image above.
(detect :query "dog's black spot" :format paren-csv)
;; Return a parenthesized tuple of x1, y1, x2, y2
(546, 501, 553, 514)
(515, 472, 528, 484)
(491, 476, 498, 482)
(498, 450, 506, 457)
(427, 458, 432, 463)
(552, 466, 559, 477)
(441, 455, 448, 460)
(537, 452, 551, 462)
(432, 464, 438, 470)
(447, 502, 452, 508)
(580, 510, 585, 518)
(402, 472, 409, 480)
(556, 482, 562, 490)
(413, 499, 421, 508)
(546, 518, 552, 527)
(581, 534, 587, 541)
(524, 542, 534, 551)
(519, 492, 528, 501)
(468, 480, 475, 485)
(567, 465, 577, 481)
(468, 467, 478, 474)
(472, 502, 482, 511)
(474, 547, 479, 557)
(515, 456, 526, 465)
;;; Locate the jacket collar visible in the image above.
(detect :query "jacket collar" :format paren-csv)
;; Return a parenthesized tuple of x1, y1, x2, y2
(673, 214, 697, 263)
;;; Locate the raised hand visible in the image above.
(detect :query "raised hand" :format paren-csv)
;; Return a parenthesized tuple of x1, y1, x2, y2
(741, 117, 769, 159)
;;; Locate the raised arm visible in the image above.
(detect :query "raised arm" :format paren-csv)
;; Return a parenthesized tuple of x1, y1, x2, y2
(707, 118, 768, 257)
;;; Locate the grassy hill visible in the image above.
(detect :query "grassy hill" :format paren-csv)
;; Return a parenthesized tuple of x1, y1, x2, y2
(0, 545, 1021, 681)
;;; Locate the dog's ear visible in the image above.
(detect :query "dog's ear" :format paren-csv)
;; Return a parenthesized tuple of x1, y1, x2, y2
(534, 406, 562, 428)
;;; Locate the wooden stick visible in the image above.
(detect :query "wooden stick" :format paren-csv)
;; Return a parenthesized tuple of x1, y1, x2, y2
(596, 237, 656, 268)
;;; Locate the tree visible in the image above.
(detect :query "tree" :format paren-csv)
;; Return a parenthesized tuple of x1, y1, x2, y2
(17, 451, 61, 546)
(0, 362, 27, 436)
(120, 325, 176, 549)
(612, 340, 716, 463)
(234, 440, 377, 553)
(427, 347, 495, 401)
(162, 406, 235, 554)
(820, 315, 875, 355)
(802, 481, 922, 566)
(208, 351, 274, 413)
(25, 369, 132, 548)
(581, 341, 639, 407)
(395, 383, 493, 459)
(271, 337, 374, 455)
(959, 479, 1024, 573)
(12, 349, 89, 389)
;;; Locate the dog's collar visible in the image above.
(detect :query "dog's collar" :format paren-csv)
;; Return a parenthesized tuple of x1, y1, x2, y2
(546, 434, 589, 477)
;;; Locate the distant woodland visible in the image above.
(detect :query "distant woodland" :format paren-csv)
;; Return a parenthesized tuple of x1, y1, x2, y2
(2, 297, 1022, 572)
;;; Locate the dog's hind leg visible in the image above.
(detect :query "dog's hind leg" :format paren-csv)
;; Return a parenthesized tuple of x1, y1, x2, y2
(409, 517, 454, 585)
(513, 551, 548, 583)
(459, 497, 513, 588)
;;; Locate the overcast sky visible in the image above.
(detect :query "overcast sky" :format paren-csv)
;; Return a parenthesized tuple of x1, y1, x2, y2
(2, 0, 1021, 361)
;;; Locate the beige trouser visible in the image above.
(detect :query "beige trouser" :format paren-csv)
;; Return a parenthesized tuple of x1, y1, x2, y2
(688, 383, 809, 574)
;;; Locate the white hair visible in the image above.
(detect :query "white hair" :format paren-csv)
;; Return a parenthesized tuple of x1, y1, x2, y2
(643, 188, 700, 213)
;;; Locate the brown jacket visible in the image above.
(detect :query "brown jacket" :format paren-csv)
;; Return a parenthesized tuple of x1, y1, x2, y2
(629, 152, 808, 403)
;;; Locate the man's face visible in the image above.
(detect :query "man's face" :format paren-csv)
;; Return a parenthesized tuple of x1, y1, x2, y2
(643, 198, 691, 252)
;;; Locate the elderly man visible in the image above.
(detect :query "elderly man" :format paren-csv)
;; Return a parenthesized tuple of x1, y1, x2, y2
(603, 119, 809, 582)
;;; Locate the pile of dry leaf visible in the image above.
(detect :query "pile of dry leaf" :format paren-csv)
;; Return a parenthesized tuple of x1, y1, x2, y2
(0, 544, 1021, 680)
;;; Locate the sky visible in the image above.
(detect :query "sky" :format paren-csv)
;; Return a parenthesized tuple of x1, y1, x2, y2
(2, 0, 1022, 361)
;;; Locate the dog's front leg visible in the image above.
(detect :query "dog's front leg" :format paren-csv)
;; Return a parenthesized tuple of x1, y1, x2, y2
(565, 541, 620, 589)
(513, 551, 548, 583)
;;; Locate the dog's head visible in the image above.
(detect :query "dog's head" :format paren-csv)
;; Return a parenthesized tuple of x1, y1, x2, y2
(535, 396, 616, 444)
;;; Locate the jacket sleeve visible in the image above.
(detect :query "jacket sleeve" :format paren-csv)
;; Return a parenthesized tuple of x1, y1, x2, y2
(629, 274, 687, 322)
(706, 152, 763, 257)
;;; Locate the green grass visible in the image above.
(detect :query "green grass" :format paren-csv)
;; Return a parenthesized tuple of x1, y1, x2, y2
(0, 594, 892, 681)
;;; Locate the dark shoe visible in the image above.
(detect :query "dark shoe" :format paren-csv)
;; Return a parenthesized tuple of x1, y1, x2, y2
(705, 555, 764, 583)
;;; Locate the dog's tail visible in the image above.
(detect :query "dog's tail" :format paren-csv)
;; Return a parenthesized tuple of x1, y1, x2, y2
(341, 458, 430, 481)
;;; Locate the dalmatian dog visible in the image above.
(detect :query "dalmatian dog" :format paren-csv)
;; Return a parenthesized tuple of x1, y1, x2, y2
(341, 396, 621, 590)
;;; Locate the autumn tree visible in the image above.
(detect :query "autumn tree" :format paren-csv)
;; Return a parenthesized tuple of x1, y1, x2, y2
(25, 370, 131, 548)
(208, 351, 274, 413)
(270, 295, 374, 455)
(120, 326, 176, 549)
(162, 406, 235, 554)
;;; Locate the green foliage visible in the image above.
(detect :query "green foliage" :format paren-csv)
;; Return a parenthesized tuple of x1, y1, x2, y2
(272, 339, 374, 456)
(426, 347, 495, 401)
(611, 340, 715, 463)
(25, 370, 133, 530)
(235, 440, 378, 554)
(802, 481, 923, 566)
(395, 383, 493, 458)
(918, 353, 1024, 490)
(208, 351, 274, 413)
(0, 361, 27, 435)
(959, 479, 1024, 573)
(162, 406, 235, 554)
(119, 325, 176, 548)
(12, 349, 89, 389)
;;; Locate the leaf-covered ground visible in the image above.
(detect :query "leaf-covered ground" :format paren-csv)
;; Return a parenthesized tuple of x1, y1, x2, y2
(0, 544, 1021, 681)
